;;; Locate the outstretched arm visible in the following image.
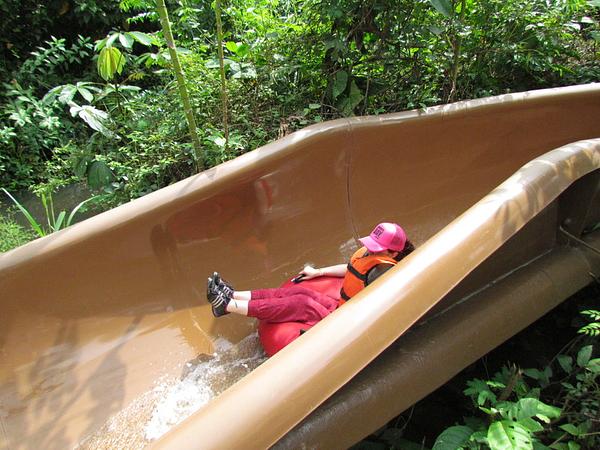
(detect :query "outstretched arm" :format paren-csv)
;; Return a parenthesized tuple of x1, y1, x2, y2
(300, 263, 347, 280)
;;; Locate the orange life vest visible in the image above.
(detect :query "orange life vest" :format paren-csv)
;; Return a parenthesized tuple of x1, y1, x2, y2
(339, 247, 397, 304)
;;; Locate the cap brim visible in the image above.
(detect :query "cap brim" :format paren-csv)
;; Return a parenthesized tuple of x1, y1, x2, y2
(359, 236, 386, 252)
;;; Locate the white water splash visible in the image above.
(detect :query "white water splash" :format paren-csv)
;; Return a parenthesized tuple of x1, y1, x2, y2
(76, 333, 267, 449)
(143, 333, 266, 441)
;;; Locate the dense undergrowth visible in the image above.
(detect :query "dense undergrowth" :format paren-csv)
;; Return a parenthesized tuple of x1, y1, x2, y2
(2, 0, 600, 243)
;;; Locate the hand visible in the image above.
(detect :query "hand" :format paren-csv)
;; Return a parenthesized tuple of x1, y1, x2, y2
(298, 265, 322, 280)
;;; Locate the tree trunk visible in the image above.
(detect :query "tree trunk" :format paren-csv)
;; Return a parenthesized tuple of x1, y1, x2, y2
(155, 0, 203, 170)
(447, 0, 466, 103)
(214, 0, 229, 150)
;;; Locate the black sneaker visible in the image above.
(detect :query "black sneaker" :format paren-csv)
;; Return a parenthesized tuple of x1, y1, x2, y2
(213, 271, 235, 298)
(207, 276, 220, 302)
(209, 290, 231, 317)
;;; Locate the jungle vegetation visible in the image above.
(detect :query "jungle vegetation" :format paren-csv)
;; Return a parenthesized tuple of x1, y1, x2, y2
(1, 0, 599, 217)
(1, 2, 598, 448)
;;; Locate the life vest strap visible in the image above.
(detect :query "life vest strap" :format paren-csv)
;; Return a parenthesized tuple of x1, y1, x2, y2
(340, 247, 398, 302)
(346, 262, 367, 282)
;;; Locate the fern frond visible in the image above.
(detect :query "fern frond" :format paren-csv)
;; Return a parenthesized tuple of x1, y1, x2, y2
(578, 322, 600, 337)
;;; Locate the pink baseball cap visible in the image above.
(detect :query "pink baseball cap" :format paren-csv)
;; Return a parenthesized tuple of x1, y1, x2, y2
(359, 222, 407, 252)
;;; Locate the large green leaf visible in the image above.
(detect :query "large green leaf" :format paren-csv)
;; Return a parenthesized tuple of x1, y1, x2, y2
(59, 85, 77, 104)
(487, 421, 533, 450)
(119, 32, 134, 49)
(52, 210, 66, 232)
(557, 355, 573, 373)
(587, 357, 600, 373)
(508, 398, 561, 422)
(73, 154, 92, 178)
(576, 345, 592, 367)
(97, 47, 125, 81)
(559, 424, 581, 437)
(429, 0, 453, 17)
(129, 31, 155, 46)
(87, 161, 114, 189)
(518, 418, 544, 433)
(230, 62, 257, 79)
(69, 104, 113, 136)
(66, 196, 99, 227)
(77, 86, 94, 103)
(106, 32, 119, 48)
(1, 188, 45, 237)
(339, 80, 364, 116)
(333, 70, 348, 100)
(433, 425, 473, 450)
(225, 41, 249, 57)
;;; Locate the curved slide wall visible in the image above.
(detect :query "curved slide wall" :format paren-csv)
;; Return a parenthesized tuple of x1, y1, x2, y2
(0, 84, 599, 449)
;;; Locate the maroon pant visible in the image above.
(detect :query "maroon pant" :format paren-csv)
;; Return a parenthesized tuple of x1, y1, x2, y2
(247, 286, 338, 326)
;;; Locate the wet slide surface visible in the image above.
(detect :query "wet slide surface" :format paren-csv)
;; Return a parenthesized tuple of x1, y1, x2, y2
(1, 84, 600, 449)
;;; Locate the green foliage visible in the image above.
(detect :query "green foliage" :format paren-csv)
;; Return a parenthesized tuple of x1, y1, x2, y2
(433, 426, 473, 450)
(578, 310, 600, 337)
(304, 0, 600, 111)
(0, 0, 118, 82)
(1, 188, 99, 237)
(43, 87, 200, 205)
(430, 0, 454, 19)
(431, 310, 600, 450)
(94, 30, 159, 80)
(46, 82, 101, 105)
(487, 421, 533, 450)
(0, 35, 96, 191)
(1, 82, 66, 190)
(2, 188, 45, 236)
(2, 0, 600, 207)
(0, 216, 36, 252)
(97, 47, 127, 81)
(17, 36, 95, 92)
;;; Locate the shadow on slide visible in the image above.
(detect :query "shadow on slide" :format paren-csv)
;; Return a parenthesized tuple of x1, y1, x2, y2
(1, 84, 600, 450)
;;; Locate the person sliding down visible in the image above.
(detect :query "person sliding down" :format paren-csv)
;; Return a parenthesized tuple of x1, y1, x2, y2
(206, 222, 415, 324)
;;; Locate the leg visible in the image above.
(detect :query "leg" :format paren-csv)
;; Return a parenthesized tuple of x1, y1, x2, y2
(226, 298, 249, 315)
(250, 286, 322, 299)
(232, 290, 251, 301)
(247, 290, 337, 325)
(211, 290, 328, 321)
(207, 276, 337, 322)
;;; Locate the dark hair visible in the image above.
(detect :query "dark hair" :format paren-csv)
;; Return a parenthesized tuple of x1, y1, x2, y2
(393, 240, 415, 262)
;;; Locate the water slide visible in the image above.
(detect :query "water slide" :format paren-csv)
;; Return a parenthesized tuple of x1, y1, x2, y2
(1, 84, 600, 450)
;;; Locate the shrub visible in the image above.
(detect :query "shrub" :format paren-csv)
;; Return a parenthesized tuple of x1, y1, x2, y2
(430, 310, 599, 450)
(0, 216, 35, 252)
(0, 36, 95, 191)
